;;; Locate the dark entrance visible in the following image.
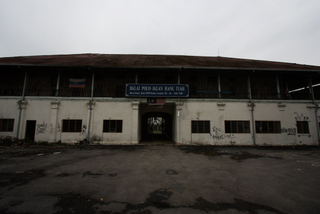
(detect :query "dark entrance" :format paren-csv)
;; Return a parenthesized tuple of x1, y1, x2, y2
(141, 112, 173, 142)
(25, 120, 36, 141)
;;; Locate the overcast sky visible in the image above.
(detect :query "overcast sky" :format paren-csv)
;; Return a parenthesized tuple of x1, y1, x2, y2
(0, 0, 320, 66)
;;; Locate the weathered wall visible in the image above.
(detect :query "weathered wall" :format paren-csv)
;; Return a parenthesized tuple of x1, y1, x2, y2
(179, 101, 319, 146)
(0, 97, 319, 146)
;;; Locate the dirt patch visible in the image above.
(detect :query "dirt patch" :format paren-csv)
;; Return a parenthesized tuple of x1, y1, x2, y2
(166, 170, 179, 175)
(57, 173, 74, 177)
(179, 146, 221, 156)
(191, 197, 285, 213)
(0, 169, 45, 188)
(53, 188, 285, 213)
(178, 146, 282, 161)
(82, 171, 103, 177)
(105, 145, 144, 151)
(230, 152, 264, 160)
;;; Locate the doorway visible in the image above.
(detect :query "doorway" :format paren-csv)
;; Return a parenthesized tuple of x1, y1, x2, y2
(141, 112, 173, 142)
(25, 120, 36, 141)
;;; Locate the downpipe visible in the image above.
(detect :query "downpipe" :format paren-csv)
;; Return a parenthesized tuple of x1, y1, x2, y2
(316, 106, 320, 145)
(87, 69, 94, 141)
(251, 102, 256, 146)
(16, 68, 27, 139)
(313, 102, 320, 145)
(16, 101, 22, 139)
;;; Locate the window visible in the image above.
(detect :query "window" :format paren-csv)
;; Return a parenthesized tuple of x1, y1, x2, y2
(192, 121, 210, 133)
(297, 121, 309, 134)
(255, 121, 281, 133)
(62, 120, 82, 132)
(0, 119, 14, 132)
(103, 120, 123, 133)
(225, 121, 250, 133)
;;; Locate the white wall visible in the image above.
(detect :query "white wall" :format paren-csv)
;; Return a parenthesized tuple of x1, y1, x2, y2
(1, 97, 319, 146)
(180, 101, 319, 146)
(91, 101, 133, 144)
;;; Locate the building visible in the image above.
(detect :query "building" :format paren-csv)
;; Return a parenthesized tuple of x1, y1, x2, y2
(1, 54, 320, 146)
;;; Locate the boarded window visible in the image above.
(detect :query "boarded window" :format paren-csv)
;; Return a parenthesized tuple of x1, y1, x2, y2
(103, 120, 123, 133)
(225, 121, 250, 133)
(297, 121, 309, 134)
(192, 121, 210, 133)
(255, 121, 281, 133)
(0, 119, 14, 132)
(62, 120, 82, 132)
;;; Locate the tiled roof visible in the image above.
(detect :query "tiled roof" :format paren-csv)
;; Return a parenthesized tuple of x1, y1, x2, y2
(0, 53, 319, 71)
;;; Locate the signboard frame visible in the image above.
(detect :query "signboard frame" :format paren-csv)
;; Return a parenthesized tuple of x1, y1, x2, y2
(126, 84, 189, 97)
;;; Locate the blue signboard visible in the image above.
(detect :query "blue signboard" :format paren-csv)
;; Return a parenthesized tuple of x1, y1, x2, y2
(126, 84, 189, 97)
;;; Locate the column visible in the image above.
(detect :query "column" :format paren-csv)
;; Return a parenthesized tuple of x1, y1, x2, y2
(49, 101, 60, 142)
(176, 102, 183, 144)
(16, 100, 28, 139)
(131, 101, 140, 144)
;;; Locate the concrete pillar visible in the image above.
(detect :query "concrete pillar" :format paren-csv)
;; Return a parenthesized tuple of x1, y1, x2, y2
(176, 102, 183, 144)
(49, 101, 60, 142)
(131, 101, 140, 144)
(16, 100, 28, 139)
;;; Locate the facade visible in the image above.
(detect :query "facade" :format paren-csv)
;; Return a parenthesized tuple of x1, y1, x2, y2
(1, 54, 320, 146)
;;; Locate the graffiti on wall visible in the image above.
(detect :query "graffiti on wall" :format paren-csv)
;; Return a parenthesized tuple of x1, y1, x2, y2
(57, 123, 61, 132)
(294, 112, 310, 121)
(81, 125, 87, 135)
(281, 127, 296, 135)
(49, 123, 61, 134)
(211, 126, 235, 140)
(36, 121, 47, 134)
(50, 123, 54, 134)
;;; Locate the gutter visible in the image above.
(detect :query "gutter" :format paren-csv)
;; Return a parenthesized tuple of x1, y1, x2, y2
(309, 78, 320, 144)
(248, 72, 256, 146)
(1, 63, 320, 73)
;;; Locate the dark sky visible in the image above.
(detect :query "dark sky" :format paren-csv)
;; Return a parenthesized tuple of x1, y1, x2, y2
(1, 0, 320, 66)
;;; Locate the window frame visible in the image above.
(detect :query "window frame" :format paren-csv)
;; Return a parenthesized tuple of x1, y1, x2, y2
(255, 121, 281, 134)
(62, 119, 82, 132)
(0, 119, 14, 132)
(297, 121, 309, 134)
(225, 120, 250, 133)
(191, 120, 210, 134)
(103, 120, 123, 133)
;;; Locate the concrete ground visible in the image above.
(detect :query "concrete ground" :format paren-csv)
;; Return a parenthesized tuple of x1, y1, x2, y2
(0, 145, 320, 214)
